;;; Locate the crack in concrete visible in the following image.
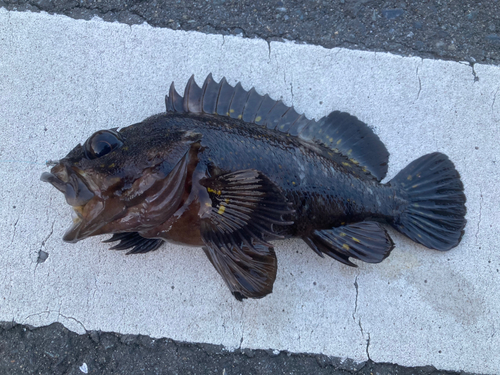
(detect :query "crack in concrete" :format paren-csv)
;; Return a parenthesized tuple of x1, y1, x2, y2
(34, 220, 55, 276)
(10, 216, 19, 247)
(352, 275, 359, 322)
(492, 88, 499, 115)
(475, 188, 483, 247)
(21, 309, 87, 333)
(89, 274, 98, 312)
(470, 63, 480, 83)
(352, 275, 371, 361)
(366, 332, 371, 360)
(239, 311, 244, 349)
(459, 61, 480, 83)
(22, 310, 51, 324)
(59, 312, 88, 332)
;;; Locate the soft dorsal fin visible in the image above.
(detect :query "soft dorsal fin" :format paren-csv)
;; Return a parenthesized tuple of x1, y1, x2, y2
(165, 74, 389, 181)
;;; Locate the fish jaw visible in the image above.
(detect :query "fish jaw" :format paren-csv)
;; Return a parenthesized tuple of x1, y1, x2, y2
(41, 162, 127, 242)
(41, 147, 194, 243)
(61, 196, 127, 243)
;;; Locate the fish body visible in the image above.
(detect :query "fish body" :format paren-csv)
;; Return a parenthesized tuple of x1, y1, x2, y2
(41, 75, 467, 300)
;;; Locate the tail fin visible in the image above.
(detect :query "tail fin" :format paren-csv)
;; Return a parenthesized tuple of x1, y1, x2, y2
(389, 152, 466, 251)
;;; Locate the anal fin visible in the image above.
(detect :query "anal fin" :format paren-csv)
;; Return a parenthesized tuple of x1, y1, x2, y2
(304, 221, 394, 267)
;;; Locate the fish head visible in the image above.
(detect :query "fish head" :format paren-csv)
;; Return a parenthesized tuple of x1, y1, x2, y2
(41, 117, 199, 243)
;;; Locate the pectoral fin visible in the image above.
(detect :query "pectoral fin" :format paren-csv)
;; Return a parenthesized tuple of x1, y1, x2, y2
(202, 243, 277, 300)
(199, 169, 294, 299)
(304, 221, 394, 267)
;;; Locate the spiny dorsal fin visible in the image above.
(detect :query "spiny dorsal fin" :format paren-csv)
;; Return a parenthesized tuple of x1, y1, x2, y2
(165, 74, 389, 181)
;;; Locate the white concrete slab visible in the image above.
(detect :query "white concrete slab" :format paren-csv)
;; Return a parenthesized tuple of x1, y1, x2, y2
(1, 9, 499, 374)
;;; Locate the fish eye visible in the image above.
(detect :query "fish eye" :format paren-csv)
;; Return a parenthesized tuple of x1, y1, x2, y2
(84, 130, 124, 159)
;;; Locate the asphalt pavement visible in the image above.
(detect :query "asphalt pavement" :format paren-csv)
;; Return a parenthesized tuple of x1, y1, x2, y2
(1, 2, 499, 375)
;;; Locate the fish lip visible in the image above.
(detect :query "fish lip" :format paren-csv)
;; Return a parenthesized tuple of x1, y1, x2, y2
(41, 165, 95, 207)
(42, 164, 99, 242)
(40, 172, 67, 193)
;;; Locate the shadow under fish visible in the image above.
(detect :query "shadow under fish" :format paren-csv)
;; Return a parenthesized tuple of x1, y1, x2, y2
(41, 74, 467, 300)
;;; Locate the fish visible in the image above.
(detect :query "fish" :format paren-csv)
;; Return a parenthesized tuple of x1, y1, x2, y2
(41, 74, 467, 300)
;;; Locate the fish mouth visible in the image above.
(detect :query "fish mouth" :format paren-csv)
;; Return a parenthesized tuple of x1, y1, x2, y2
(41, 168, 95, 207)
(41, 164, 97, 242)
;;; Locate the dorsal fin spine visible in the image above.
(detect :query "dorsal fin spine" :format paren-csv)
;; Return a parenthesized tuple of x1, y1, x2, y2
(200, 74, 210, 112)
(164, 75, 390, 181)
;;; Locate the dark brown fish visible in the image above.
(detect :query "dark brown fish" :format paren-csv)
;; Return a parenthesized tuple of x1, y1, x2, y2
(41, 74, 467, 300)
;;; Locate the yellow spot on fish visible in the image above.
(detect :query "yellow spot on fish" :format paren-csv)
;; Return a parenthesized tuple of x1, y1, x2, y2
(416, 173, 421, 178)
(207, 187, 222, 195)
(329, 137, 334, 143)
(362, 167, 368, 172)
(347, 149, 352, 155)
(341, 222, 346, 225)
(413, 203, 420, 207)
(336, 139, 342, 145)
(340, 232, 346, 237)
(407, 175, 413, 181)
(108, 163, 115, 168)
(342, 244, 350, 250)
(100, 164, 105, 168)
(225, 198, 230, 204)
(352, 237, 360, 243)
(412, 184, 419, 188)
(230, 109, 234, 113)
(255, 116, 262, 122)
(342, 162, 351, 167)
(238, 115, 242, 119)
(205, 203, 211, 207)
(292, 181, 296, 185)
(278, 165, 282, 169)
(73, 206, 84, 216)
(218, 205, 226, 215)
(349, 158, 359, 165)
(122, 146, 129, 151)
(418, 234, 422, 238)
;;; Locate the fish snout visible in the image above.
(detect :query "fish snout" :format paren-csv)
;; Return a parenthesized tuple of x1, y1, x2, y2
(41, 164, 95, 207)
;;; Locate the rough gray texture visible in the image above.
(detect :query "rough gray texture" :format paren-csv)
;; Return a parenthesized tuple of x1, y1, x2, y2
(1, 0, 500, 65)
(0, 322, 468, 375)
(0, 9, 499, 375)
